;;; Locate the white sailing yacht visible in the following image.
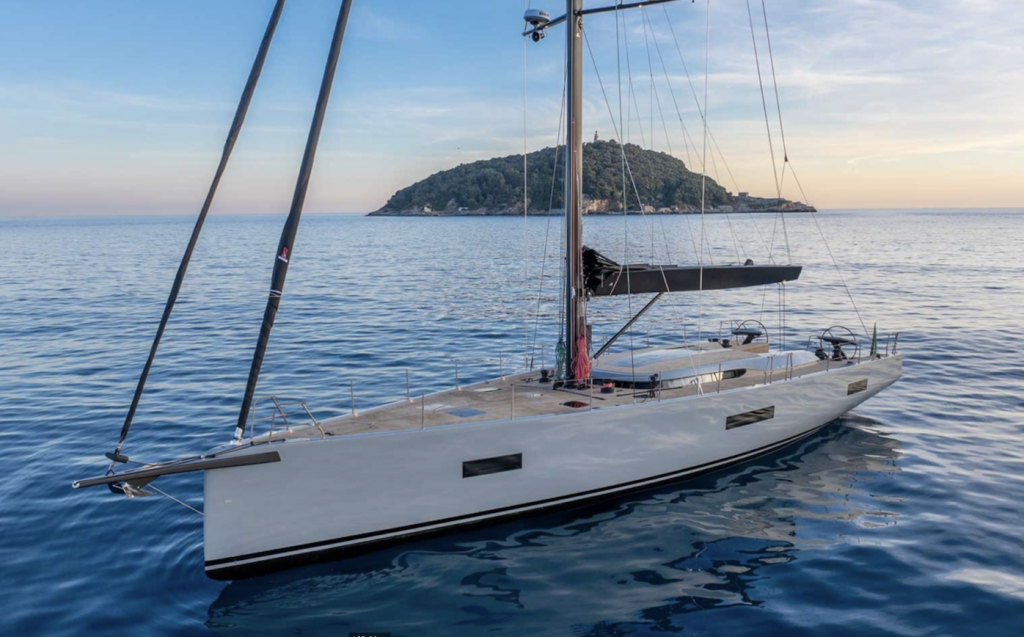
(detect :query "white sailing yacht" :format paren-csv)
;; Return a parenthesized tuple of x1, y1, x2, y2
(73, 0, 902, 580)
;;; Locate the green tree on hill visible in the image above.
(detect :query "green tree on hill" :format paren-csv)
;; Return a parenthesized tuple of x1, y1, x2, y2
(377, 140, 731, 213)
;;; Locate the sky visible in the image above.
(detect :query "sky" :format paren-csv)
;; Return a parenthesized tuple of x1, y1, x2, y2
(0, 0, 1022, 216)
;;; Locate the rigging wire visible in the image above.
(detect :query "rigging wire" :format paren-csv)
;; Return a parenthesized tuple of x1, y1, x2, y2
(659, 4, 770, 263)
(757, 0, 869, 338)
(792, 162, 870, 337)
(618, 16, 675, 266)
(522, 3, 531, 370)
(528, 61, 567, 369)
(616, 1, 638, 400)
(110, 0, 286, 464)
(638, 6, 680, 268)
(637, 10, 658, 262)
(745, 0, 791, 264)
(583, 32, 669, 278)
(645, 7, 695, 170)
(642, 7, 655, 153)
(761, 0, 788, 164)
(645, 7, 704, 269)
(758, 210, 782, 324)
(587, 17, 706, 386)
(695, 0, 711, 394)
(749, 208, 775, 264)
(745, 2, 780, 200)
(654, 6, 717, 267)
(617, 12, 681, 272)
(643, 6, 741, 266)
(642, 15, 661, 265)
(584, 27, 696, 353)
(587, 10, 704, 391)
(621, 12, 646, 148)
(660, 6, 729, 187)
(149, 484, 204, 517)
(585, 37, 645, 227)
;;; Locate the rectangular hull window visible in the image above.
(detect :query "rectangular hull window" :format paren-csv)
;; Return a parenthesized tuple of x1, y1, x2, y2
(726, 406, 775, 430)
(847, 379, 868, 395)
(463, 453, 523, 478)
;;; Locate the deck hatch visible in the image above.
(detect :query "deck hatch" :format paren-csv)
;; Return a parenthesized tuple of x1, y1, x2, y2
(847, 379, 868, 395)
(448, 408, 486, 418)
(726, 406, 775, 430)
(462, 453, 523, 478)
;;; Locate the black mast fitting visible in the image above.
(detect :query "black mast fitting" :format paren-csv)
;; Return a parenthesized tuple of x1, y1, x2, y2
(112, 0, 287, 460)
(235, 0, 355, 440)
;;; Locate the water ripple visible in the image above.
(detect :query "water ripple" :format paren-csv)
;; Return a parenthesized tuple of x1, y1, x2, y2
(1, 210, 1023, 636)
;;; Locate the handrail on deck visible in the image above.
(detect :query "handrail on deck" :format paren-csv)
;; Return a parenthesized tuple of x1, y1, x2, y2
(248, 395, 324, 442)
(244, 329, 903, 443)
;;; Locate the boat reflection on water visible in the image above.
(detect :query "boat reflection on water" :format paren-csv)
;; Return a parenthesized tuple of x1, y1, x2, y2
(207, 418, 902, 635)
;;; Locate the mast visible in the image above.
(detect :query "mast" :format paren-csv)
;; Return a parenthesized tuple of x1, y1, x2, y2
(234, 0, 354, 440)
(111, 0, 286, 462)
(564, 0, 586, 381)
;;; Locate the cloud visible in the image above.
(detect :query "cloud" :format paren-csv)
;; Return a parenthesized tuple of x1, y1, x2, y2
(847, 133, 1024, 166)
(3, 0, 1024, 214)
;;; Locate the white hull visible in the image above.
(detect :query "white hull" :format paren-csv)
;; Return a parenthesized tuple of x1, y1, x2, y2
(203, 354, 901, 579)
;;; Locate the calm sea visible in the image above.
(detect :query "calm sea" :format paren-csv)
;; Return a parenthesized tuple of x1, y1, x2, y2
(1, 210, 1022, 636)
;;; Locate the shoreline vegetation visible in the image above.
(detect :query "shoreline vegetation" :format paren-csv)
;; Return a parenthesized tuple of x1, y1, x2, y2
(369, 140, 814, 217)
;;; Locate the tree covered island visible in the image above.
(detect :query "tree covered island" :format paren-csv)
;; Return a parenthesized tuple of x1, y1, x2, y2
(370, 140, 814, 216)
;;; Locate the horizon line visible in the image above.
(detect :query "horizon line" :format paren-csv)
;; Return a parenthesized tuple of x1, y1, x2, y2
(3, 206, 1024, 221)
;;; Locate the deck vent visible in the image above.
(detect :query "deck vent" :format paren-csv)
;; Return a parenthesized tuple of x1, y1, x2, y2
(847, 379, 868, 395)
(726, 406, 775, 430)
(463, 453, 523, 478)
(562, 400, 588, 409)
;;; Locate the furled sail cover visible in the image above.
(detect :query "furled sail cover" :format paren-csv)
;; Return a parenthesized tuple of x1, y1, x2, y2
(582, 246, 802, 297)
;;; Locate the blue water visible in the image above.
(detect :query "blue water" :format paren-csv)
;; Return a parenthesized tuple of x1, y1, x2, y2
(2, 210, 1023, 636)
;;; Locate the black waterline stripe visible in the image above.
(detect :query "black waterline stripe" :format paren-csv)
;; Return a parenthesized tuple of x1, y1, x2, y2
(206, 426, 823, 569)
(206, 426, 824, 579)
